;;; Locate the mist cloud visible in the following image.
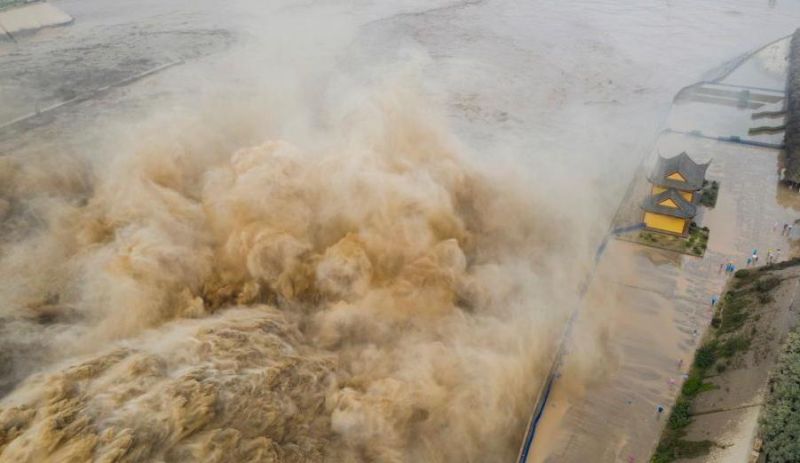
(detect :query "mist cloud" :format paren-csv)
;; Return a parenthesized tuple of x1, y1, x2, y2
(0, 74, 597, 462)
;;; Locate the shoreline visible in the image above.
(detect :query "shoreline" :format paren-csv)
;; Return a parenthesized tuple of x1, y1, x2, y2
(519, 31, 796, 463)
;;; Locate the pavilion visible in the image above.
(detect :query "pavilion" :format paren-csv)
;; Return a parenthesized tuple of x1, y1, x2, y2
(642, 152, 710, 236)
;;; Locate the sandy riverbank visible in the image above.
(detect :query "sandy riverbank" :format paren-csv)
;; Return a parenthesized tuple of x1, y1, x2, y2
(656, 262, 800, 463)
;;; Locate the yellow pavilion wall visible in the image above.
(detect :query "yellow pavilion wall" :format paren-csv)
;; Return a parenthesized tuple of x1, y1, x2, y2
(643, 212, 686, 235)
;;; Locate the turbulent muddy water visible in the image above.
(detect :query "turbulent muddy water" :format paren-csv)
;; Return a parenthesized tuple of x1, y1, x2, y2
(0, 87, 590, 461)
(1, 0, 800, 462)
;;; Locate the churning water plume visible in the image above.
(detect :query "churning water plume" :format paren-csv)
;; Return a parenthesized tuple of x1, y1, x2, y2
(0, 81, 599, 462)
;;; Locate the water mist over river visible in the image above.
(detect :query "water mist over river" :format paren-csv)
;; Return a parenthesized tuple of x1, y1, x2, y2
(0, 83, 592, 461)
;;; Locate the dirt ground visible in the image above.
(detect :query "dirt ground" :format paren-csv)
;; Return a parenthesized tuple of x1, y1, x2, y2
(681, 265, 800, 463)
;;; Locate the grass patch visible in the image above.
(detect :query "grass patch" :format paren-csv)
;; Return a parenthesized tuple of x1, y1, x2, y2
(667, 399, 692, 429)
(699, 180, 719, 208)
(652, 399, 715, 463)
(755, 276, 781, 293)
(695, 343, 717, 369)
(717, 335, 751, 358)
(758, 257, 800, 272)
(634, 223, 708, 256)
(718, 294, 750, 334)
(758, 292, 774, 304)
(681, 371, 717, 396)
(652, 429, 714, 463)
(730, 274, 780, 306)
(734, 268, 751, 279)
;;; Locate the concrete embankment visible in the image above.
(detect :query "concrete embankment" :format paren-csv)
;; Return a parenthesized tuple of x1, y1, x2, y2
(0, 1, 72, 40)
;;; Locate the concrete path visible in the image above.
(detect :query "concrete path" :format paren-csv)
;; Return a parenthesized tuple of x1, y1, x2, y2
(0, 2, 72, 40)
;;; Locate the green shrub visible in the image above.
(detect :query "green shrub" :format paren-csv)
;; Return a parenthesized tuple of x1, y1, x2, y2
(681, 372, 715, 396)
(734, 269, 751, 279)
(652, 433, 714, 463)
(668, 400, 692, 430)
(719, 296, 750, 334)
(695, 343, 718, 369)
(721, 310, 748, 333)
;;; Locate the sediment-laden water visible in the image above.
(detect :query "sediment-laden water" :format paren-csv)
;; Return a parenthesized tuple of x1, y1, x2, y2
(0, 86, 593, 462)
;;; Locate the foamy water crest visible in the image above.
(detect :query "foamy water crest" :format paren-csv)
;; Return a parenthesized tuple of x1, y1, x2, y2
(0, 85, 591, 462)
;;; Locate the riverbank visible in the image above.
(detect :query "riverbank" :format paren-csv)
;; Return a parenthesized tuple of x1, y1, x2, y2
(527, 33, 798, 463)
(652, 260, 800, 462)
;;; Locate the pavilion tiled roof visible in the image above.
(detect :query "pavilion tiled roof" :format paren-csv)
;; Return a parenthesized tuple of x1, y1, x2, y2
(642, 188, 697, 219)
(649, 152, 710, 191)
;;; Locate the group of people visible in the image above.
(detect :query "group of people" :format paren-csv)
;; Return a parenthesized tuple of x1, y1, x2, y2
(722, 246, 784, 274)
(721, 261, 736, 274)
(744, 247, 782, 267)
